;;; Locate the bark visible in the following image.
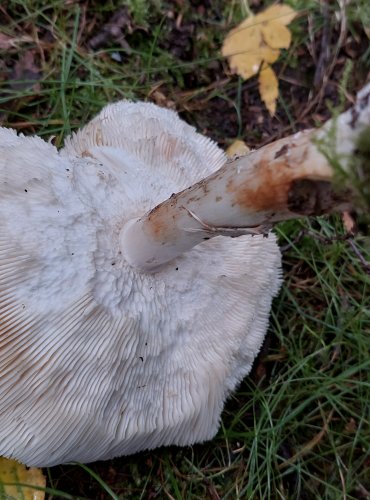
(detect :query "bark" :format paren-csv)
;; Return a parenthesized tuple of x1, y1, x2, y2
(121, 83, 370, 271)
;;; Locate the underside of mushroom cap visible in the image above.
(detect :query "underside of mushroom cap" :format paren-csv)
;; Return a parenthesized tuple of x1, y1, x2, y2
(0, 103, 281, 466)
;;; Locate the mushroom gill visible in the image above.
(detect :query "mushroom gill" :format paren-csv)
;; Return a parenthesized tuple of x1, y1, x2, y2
(0, 83, 369, 466)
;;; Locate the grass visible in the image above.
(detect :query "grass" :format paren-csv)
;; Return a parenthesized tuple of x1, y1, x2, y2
(0, 0, 369, 498)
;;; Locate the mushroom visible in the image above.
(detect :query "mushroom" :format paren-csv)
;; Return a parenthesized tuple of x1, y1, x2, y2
(0, 84, 369, 467)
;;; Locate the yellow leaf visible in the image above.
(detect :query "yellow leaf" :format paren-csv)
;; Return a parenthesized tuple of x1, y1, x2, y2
(256, 4, 297, 26)
(259, 44, 280, 64)
(222, 3, 296, 80)
(226, 139, 250, 157)
(261, 20, 292, 49)
(259, 64, 279, 116)
(228, 51, 262, 79)
(222, 3, 296, 113)
(222, 17, 262, 57)
(0, 457, 46, 500)
(222, 18, 263, 78)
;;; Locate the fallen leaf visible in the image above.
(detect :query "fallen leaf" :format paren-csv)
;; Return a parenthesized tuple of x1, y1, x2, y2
(344, 418, 357, 433)
(256, 4, 297, 26)
(222, 20, 264, 79)
(226, 139, 250, 157)
(259, 63, 279, 116)
(0, 457, 46, 499)
(341, 210, 357, 234)
(259, 45, 280, 65)
(261, 20, 292, 49)
(9, 51, 42, 92)
(222, 3, 297, 114)
(88, 7, 134, 51)
(149, 89, 176, 110)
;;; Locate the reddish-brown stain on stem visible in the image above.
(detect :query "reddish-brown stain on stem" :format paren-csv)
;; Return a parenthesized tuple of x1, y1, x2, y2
(227, 130, 338, 215)
(147, 205, 172, 240)
(227, 144, 303, 213)
(229, 153, 348, 216)
(146, 195, 181, 242)
(229, 160, 293, 212)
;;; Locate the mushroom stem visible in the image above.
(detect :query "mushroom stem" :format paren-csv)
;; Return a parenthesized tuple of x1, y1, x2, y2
(121, 83, 370, 271)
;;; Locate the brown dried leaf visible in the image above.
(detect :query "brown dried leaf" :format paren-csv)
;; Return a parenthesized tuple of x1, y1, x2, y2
(341, 211, 357, 234)
(9, 51, 42, 91)
(150, 90, 176, 110)
(88, 7, 133, 51)
(345, 418, 357, 433)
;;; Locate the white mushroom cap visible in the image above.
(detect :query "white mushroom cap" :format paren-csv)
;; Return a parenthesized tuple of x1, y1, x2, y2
(0, 102, 281, 466)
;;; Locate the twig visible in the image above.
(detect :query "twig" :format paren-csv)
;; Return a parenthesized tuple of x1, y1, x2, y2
(281, 226, 370, 275)
(280, 229, 307, 252)
(347, 238, 370, 275)
(314, 0, 331, 90)
(7, 120, 80, 129)
(281, 227, 351, 253)
(278, 409, 334, 469)
(338, 464, 347, 500)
